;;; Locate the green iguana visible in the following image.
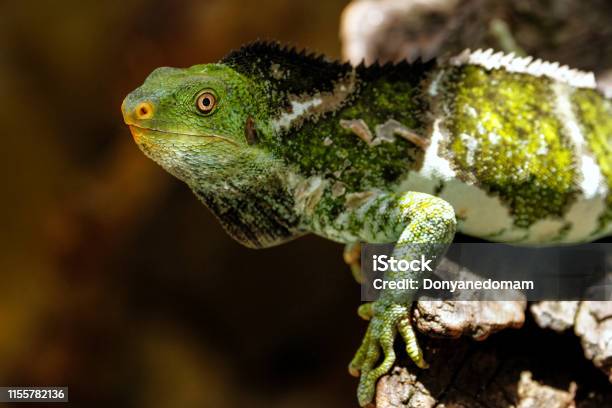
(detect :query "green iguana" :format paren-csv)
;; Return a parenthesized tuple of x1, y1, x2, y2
(121, 42, 612, 406)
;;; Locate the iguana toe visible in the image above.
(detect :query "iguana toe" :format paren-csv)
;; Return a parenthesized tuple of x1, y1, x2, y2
(350, 302, 428, 406)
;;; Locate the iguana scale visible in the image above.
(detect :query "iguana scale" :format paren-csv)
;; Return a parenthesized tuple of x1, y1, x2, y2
(121, 42, 612, 406)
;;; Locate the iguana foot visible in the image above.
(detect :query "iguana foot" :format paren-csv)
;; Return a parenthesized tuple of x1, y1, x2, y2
(349, 301, 428, 406)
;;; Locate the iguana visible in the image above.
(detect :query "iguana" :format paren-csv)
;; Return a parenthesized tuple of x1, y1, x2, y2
(121, 42, 612, 406)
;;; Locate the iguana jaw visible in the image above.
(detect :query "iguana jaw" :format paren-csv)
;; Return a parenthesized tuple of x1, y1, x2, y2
(127, 123, 238, 147)
(127, 123, 248, 191)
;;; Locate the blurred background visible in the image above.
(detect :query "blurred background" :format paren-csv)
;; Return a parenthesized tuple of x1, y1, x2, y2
(2, 1, 612, 407)
(1, 1, 361, 407)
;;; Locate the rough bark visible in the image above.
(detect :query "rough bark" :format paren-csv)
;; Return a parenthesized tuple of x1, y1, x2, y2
(414, 258, 526, 339)
(530, 301, 612, 382)
(374, 330, 611, 408)
(531, 301, 579, 332)
(575, 302, 612, 382)
(341, 0, 612, 76)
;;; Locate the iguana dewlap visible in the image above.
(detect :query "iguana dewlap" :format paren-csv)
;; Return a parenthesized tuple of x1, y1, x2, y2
(122, 42, 612, 406)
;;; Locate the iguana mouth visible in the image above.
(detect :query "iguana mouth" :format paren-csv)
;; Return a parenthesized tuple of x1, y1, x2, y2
(128, 124, 239, 146)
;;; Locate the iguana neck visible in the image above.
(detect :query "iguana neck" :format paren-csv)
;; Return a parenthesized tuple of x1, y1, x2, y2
(191, 166, 301, 248)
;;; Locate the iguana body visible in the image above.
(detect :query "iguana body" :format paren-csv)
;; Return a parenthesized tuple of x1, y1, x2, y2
(122, 42, 612, 406)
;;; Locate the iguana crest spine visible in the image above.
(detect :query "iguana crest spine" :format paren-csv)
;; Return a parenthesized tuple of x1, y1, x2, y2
(450, 48, 597, 89)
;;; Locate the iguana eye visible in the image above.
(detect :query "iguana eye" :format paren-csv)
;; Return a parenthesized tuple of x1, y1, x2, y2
(196, 91, 217, 114)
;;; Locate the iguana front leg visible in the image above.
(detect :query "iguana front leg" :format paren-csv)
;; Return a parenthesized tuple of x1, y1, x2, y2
(322, 191, 456, 406)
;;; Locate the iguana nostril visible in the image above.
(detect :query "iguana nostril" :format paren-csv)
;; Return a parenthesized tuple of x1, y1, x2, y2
(135, 102, 154, 119)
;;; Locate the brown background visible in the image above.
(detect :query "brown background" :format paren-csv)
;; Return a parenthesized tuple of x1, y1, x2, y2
(0, 1, 366, 407)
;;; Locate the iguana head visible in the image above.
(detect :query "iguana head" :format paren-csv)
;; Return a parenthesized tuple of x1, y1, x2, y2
(122, 63, 273, 188)
(122, 42, 361, 188)
(121, 54, 303, 248)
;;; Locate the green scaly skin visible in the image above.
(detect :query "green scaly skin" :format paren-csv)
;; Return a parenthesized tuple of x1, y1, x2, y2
(122, 42, 611, 406)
